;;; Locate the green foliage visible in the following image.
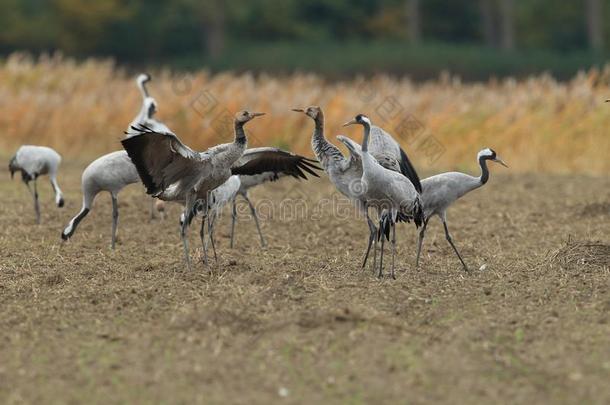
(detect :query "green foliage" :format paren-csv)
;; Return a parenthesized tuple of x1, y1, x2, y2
(0, 0, 608, 78)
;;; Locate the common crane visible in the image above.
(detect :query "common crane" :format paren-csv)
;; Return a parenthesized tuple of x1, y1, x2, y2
(415, 148, 508, 272)
(61, 74, 173, 248)
(228, 147, 320, 247)
(128, 73, 173, 219)
(343, 114, 424, 279)
(293, 106, 421, 271)
(61, 151, 140, 249)
(182, 147, 320, 255)
(9, 145, 64, 224)
(121, 110, 265, 270)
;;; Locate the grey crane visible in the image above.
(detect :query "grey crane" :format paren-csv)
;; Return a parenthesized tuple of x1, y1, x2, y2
(9, 145, 64, 224)
(61, 151, 140, 249)
(415, 148, 508, 272)
(121, 110, 265, 270)
(343, 114, 424, 279)
(182, 147, 320, 256)
(128, 73, 174, 135)
(61, 73, 173, 248)
(293, 106, 421, 271)
(228, 147, 321, 248)
(128, 73, 173, 219)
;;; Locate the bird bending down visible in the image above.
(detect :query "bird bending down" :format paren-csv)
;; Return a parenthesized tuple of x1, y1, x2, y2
(9, 145, 64, 224)
(343, 114, 424, 279)
(61, 151, 140, 249)
(416, 148, 508, 272)
(122, 110, 265, 270)
(61, 73, 174, 248)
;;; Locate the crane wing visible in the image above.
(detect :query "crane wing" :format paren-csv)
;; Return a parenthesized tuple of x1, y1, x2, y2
(369, 125, 422, 193)
(121, 125, 208, 196)
(231, 147, 321, 180)
(335, 135, 362, 171)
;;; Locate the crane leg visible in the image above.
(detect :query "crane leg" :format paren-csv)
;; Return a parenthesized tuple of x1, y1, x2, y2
(442, 219, 469, 272)
(390, 221, 397, 280)
(28, 180, 41, 224)
(361, 215, 377, 269)
(378, 229, 385, 279)
(199, 215, 208, 265)
(415, 218, 429, 269)
(111, 194, 119, 250)
(181, 194, 196, 271)
(208, 213, 218, 263)
(244, 194, 266, 247)
(229, 197, 237, 249)
(149, 197, 155, 220)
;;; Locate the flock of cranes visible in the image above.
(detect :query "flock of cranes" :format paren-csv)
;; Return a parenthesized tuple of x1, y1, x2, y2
(8, 74, 508, 278)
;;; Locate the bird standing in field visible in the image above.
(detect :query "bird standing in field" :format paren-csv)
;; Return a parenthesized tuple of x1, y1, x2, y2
(228, 147, 321, 248)
(61, 151, 141, 249)
(122, 110, 265, 269)
(183, 147, 320, 256)
(128, 73, 172, 218)
(343, 114, 423, 279)
(61, 73, 173, 248)
(416, 148, 508, 272)
(293, 106, 421, 271)
(9, 145, 64, 224)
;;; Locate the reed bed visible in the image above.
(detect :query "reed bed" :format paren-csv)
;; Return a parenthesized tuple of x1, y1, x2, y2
(1, 52, 609, 174)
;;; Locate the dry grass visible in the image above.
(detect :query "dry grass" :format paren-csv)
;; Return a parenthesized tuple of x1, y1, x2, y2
(1, 52, 610, 175)
(0, 160, 608, 403)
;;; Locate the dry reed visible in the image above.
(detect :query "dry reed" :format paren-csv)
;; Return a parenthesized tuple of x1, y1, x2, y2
(1, 52, 609, 175)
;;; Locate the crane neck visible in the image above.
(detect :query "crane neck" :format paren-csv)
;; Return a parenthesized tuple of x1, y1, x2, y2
(138, 80, 149, 99)
(360, 122, 371, 153)
(479, 156, 490, 185)
(311, 114, 333, 160)
(234, 121, 247, 145)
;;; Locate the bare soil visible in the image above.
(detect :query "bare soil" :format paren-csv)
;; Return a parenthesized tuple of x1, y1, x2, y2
(0, 160, 608, 404)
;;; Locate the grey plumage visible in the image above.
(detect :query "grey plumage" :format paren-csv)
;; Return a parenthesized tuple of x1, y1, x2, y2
(343, 114, 423, 279)
(61, 73, 173, 248)
(415, 148, 508, 271)
(61, 151, 140, 249)
(9, 145, 64, 224)
(122, 110, 265, 269)
(127, 73, 174, 219)
(228, 147, 321, 247)
(180, 147, 321, 259)
(293, 107, 376, 264)
(294, 106, 419, 274)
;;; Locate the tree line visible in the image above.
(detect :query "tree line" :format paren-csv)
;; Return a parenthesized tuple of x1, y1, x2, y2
(0, 0, 607, 65)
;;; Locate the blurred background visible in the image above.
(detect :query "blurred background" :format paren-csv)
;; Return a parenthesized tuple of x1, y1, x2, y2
(0, 0, 609, 174)
(2, 0, 610, 78)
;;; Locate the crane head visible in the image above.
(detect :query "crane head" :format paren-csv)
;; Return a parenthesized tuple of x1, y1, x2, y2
(343, 114, 371, 127)
(479, 148, 508, 168)
(291, 106, 322, 120)
(235, 110, 265, 124)
(137, 73, 151, 85)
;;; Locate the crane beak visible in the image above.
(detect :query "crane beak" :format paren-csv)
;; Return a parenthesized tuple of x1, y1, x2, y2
(342, 119, 357, 127)
(291, 108, 304, 113)
(494, 157, 508, 168)
(251, 112, 265, 118)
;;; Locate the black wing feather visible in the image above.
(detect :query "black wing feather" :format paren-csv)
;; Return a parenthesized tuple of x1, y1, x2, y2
(399, 147, 422, 194)
(232, 151, 321, 180)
